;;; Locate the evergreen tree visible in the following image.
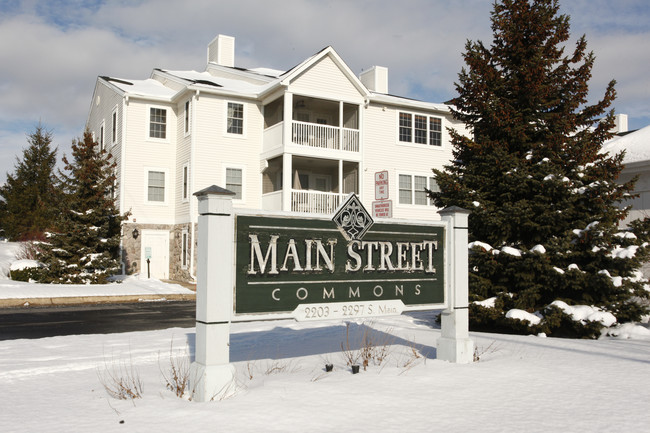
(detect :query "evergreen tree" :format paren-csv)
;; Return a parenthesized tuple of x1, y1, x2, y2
(0, 124, 59, 240)
(431, 0, 650, 337)
(39, 130, 126, 284)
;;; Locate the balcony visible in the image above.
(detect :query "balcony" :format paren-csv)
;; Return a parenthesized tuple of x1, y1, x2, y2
(263, 120, 359, 154)
(291, 190, 341, 214)
(292, 121, 359, 152)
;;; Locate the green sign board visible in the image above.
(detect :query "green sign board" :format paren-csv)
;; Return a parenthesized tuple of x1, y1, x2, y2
(234, 214, 445, 315)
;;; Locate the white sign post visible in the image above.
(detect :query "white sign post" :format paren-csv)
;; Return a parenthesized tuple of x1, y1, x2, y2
(437, 206, 474, 363)
(189, 186, 236, 402)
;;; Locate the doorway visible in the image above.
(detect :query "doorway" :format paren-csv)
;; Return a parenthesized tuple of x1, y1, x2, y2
(140, 230, 170, 279)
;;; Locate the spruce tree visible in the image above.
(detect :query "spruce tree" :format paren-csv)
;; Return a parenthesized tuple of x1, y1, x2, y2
(0, 124, 59, 240)
(39, 130, 126, 284)
(431, 0, 650, 337)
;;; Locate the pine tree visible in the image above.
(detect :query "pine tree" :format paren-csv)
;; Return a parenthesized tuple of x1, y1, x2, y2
(0, 124, 59, 240)
(431, 0, 650, 337)
(39, 130, 126, 284)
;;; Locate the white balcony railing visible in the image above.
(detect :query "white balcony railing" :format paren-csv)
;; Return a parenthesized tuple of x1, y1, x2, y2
(291, 190, 341, 214)
(291, 121, 359, 152)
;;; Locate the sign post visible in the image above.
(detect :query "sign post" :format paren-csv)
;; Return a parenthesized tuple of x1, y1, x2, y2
(190, 186, 236, 402)
(436, 206, 474, 363)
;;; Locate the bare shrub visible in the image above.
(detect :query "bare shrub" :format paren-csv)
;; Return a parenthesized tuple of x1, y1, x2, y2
(398, 339, 422, 373)
(341, 322, 395, 370)
(473, 341, 500, 362)
(159, 340, 190, 398)
(15, 241, 43, 260)
(98, 353, 143, 400)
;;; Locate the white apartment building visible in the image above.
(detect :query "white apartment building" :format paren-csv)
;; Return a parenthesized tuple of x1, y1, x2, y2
(86, 35, 470, 282)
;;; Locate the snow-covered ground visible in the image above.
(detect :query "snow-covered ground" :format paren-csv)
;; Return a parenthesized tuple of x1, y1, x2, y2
(0, 242, 194, 301)
(1, 242, 649, 432)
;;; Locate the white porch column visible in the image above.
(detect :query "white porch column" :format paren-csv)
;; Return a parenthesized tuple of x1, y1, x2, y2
(190, 185, 236, 401)
(283, 92, 293, 146)
(283, 153, 293, 212)
(338, 159, 344, 202)
(437, 206, 474, 363)
(339, 101, 344, 151)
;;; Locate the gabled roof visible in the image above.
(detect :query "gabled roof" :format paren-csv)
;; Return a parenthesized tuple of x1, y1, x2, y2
(274, 46, 370, 98)
(93, 44, 452, 113)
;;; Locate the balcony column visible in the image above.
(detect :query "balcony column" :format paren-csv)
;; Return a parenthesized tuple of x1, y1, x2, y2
(283, 92, 293, 146)
(338, 101, 344, 151)
(283, 153, 293, 212)
(338, 159, 344, 202)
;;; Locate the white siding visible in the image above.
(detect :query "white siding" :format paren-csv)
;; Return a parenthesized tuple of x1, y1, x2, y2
(289, 56, 364, 103)
(361, 102, 469, 221)
(86, 81, 124, 209)
(192, 94, 264, 214)
(121, 100, 177, 224)
(175, 95, 193, 222)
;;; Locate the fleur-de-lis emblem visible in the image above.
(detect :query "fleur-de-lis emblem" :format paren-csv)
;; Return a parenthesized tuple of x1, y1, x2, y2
(333, 194, 374, 241)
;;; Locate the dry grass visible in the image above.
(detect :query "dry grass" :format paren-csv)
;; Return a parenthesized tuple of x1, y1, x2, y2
(159, 340, 190, 399)
(97, 353, 143, 400)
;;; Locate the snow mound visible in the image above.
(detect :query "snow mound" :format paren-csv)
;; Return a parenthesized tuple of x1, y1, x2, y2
(10, 259, 42, 271)
(506, 309, 541, 325)
(501, 246, 522, 257)
(550, 300, 617, 327)
(469, 241, 493, 251)
(604, 323, 650, 340)
(531, 244, 546, 254)
(474, 297, 496, 308)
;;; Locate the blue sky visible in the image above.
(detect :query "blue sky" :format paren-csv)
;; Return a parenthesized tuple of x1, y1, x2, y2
(1, 0, 649, 184)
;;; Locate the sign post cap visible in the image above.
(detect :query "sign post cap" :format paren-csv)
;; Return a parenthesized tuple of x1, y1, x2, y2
(194, 185, 236, 197)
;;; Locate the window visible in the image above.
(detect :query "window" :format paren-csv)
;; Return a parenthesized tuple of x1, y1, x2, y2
(111, 109, 117, 145)
(181, 230, 189, 269)
(399, 113, 412, 142)
(149, 107, 167, 139)
(399, 174, 412, 205)
(414, 115, 427, 144)
(399, 112, 442, 146)
(227, 102, 243, 135)
(399, 174, 439, 206)
(147, 171, 165, 202)
(184, 100, 191, 135)
(182, 164, 189, 201)
(225, 167, 242, 199)
(430, 117, 442, 146)
(99, 122, 105, 152)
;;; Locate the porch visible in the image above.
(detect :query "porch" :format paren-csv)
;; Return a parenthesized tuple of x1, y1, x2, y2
(263, 94, 360, 154)
(261, 155, 359, 215)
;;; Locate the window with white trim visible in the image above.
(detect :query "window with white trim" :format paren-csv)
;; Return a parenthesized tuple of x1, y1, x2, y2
(181, 229, 189, 269)
(398, 112, 442, 146)
(182, 163, 189, 201)
(227, 102, 244, 135)
(111, 109, 117, 145)
(225, 167, 243, 199)
(398, 174, 439, 205)
(99, 121, 105, 152)
(149, 107, 167, 139)
(147, 170, 165, 202)
(184, 100, 191, 135)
